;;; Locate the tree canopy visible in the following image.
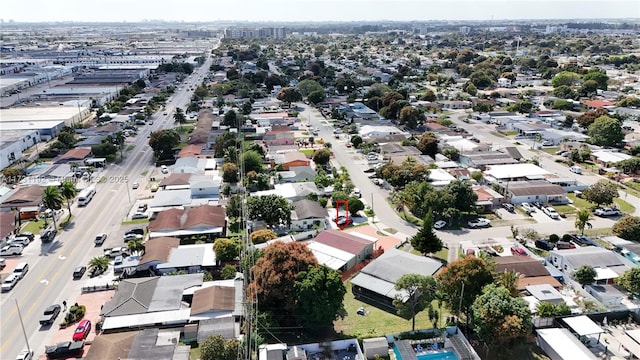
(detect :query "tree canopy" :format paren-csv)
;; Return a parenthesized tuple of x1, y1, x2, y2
(588, 116, 624, 146)
(436, 257, 494, 317)
(241, 150, 264, 174)
(616, 267, 640, 295)
(312, 148, 331, 166)
(200, 335, 241, 360)
(582, 180, 618, 207)
(294, 265, 347, 331)
(574, 265, 597, 288)
(471, 284, 532, 348)
(417, 132, 438, 157)
(247, 194, 292, 227)
(411, 211, 443, 255)
(393, 274, 437, 331)
(276, 87, 302, 105)
(213, 238, 241, 262)
(149, 129, 180, 161)
(613, 215, 640, 242)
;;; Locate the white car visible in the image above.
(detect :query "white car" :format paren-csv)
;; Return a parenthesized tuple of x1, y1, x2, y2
(15, 349, 34, 360)
(131, 212, 147, 220)
(1, 274, 19, 292)
(0, 244, 24, 256)
(521, 202, 535, 213)
(543, 206, 560, 219)
(132, 182, 140, 189)
(468, 218, 491, 228)
(594, 207, 622, 217)
(124, 233, 143, 242)
(434, 220, 447, 229)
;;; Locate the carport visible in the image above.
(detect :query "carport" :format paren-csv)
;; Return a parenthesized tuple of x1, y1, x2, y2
(564, 315, 605, 343)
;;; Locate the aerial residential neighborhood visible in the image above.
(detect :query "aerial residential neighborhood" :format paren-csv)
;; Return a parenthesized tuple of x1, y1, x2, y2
(1, 2, 640, 360)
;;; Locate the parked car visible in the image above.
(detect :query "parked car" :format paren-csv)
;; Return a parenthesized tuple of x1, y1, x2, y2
(467, 218, 491, 228)
(0, 257, 5, 269)
(521, 202, 535, 213)
(594, 207, 622, 217)
(542, 206, 560, 219)
(39, 304, 62, 325)
(72, 319, 92, 341)
(15, 349, 34, 360)
(73, 266, 87, 279)
(556, 241, 576, 250)
(532, 201, 543, 209)
(535, 239, 554, 251)
(137, 203, 148, 212)
(104, 247, 128, 258)
(0, 244, 24, 256)
(44, 341, 85, 359)
(131, 212, 147, 220)
(124, 233, 143, 242)
(555, 150, 566, 155)
(480, 248, 499, 257)
(569, 234, 598, 247)
(434, 220, 447, 229)
(16, 232, 35, 241)
(94, 233, 107, 246)
(125, 228, 144, 236)
(10, 236, 31, 247)
(335, 216, 352, 227)
(1, 274, 20, 292)
(510, 246, 528, 256)
(501, 203, 515, 212)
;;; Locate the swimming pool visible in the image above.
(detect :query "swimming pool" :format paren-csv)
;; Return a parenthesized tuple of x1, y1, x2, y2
(26, 163, 49, 174)
(417, 351, 458, 360)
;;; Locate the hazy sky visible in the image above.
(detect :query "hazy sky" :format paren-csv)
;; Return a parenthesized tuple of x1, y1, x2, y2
(3, 0, 639, 23)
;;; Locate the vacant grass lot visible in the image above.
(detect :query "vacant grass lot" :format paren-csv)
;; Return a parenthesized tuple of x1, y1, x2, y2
(334, 281, 451, 339)
(22, 219, 46, 234)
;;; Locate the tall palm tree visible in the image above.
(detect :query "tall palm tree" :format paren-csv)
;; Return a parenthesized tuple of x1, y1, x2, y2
(173, 107, 186, 129)
(575, 208, 593, 235)
(42, 186, 63, 230)
(59, 180, 77, 216)
(88, 256, 110, 277)
(126, 239, 145, 256)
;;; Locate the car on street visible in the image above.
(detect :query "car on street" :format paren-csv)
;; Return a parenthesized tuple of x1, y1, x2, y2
(73, 266, 87, 279)
(40, 227, 57, 243)
(72, 319, 92, 341)
(1, 274, 20, 292)
(39, 304, 62, 325)
(15, 349, 34, 360)
(131, 182, 139, 189)
(594, 207, 622, 217)
(352, 188, 361, 198)
(434, 220, 447, 229)
(364, 168, 376, 173)
(0, 244, 24, 256)
(521, 202, 535, 213)
(467, 218, 491, 228)
(94, 233, 107, 246)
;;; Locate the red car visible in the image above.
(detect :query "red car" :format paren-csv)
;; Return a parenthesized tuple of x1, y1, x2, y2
(72, 319, 92, 341)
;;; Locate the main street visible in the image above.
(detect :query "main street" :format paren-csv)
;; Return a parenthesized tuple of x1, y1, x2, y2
(0, 55, 214, 359)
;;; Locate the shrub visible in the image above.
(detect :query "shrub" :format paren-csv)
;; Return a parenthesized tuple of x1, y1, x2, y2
(319, 197, 328, 208)
(549, 234, 560, 243)
(562, 234, 573, 242)
(221, 265, 237, 279)
(61, 304, 86, 326)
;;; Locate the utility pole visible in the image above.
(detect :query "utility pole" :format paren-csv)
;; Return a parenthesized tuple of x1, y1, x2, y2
(15, 299, 31, 353)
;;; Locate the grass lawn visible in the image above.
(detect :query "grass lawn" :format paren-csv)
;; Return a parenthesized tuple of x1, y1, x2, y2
(540, 147, 561, 155)
(624, 181, 640, 198)
(189, 345, 201, 360)
(121, 219, 150, 225)
(583, 228, 614, 237)
(22, 219, 46, 234)
(334, 281, 450, 339)
(126, 145, 135, 151)
(300, 149, 315, 156)
(566, 193, 593, 210)
(432, 248, 449, 262)
(613, 197, 636, 214)
(552, 204, 575, 214)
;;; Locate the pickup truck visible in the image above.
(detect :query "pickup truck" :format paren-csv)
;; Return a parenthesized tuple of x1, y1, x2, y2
(39, 304, 61, 325)
(594, 207, 621, 217)
(104, 246, 128, 259)
(45, 341, 84, 359)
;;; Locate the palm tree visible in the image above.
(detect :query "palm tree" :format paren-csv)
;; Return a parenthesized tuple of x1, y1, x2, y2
(59, 180, 77, 216)
(126, 239, 145, 256)
(42, 186, 63, 230)
(575, 208, 593, 235)
(496, 270, 522, 297)
(88, 256, 110, 277)
(173, 107, 186, 129)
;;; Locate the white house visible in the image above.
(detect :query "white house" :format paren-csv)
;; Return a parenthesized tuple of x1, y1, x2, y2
(358, 125, 407, 139)
(549, 247, 633, 284)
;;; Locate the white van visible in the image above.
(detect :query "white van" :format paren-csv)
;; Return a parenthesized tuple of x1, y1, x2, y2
(570, 165, 583, 174)
(13, 262, 29, 279)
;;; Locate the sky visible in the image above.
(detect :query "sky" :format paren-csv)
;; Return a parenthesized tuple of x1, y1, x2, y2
(2, 0, 639, 23)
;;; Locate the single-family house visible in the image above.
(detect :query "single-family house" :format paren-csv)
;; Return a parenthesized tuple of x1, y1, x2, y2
(506, 181, 568, 204)
(484, 163, 549, 182)
(263, 131, 295, 146)
(585, 99, 615, 110)
(178, 144, 203, 158)
(155, 244, 218, 274)
(148, 205, 226, 239)
(0, 185, 44, 209)
(351, 248, 443, 311)
(253, 182, 319, 202)
(591, 150, 632, 168)
(379, 143, 421, 160)
(290, 199, 327, 231)
(473, 185, 505, 212)
(549, 247, 633, 284)
(100, 274, 204, 332)
(55, 147, 92, 164)
(173, 157, 205, 175)
(137, 237, 181, 273)
(189, 276, 244, 323)
(458, 151, 518, 169)
(307, 230, 377, 271)
(428, 168, 456, 188)
(277, 166, 316, 183)
(358, 125, 406, 139)
(273, 151, 310, 169)
(494, 256, 562, 291)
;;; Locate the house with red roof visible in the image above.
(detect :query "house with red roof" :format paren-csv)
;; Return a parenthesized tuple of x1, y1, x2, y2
(305, 230, 377, 271)
(585, 99, 614, 110)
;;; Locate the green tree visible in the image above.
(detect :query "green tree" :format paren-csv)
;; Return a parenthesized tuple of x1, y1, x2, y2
(126, 239, 145, 255)
(393, 274, 437, 331)
(222, 109, 238, 127)
(495, 270, 521, 297)
(616, 267, 640, 296)
(59, 180, 77, 216)
(417, 132, 438, 157)
(221, 162, 239, 183)
(200, 335, 240, 360)
(588, 116, 624, 146)
(241, 150, 264, 174)
(220, 265, 237, 279)
(248, 241, 318, 313)
(399, 106, 423, 129)
(536, 302, 571, 317)
(582, 180, 618, 207)
(225, 195, 241, 218)
(91, 142, 118, 157)
(276, 87, 302, 106)
(213, 238, 241, 262)
(436, 257, 494, 318)
(247, 195, 292, 226)
(574, 208, 593, 235)
(294, 265, 347, 331)
(42, 186, 63, 229)
(444, 180, 478, 216)
(350, 135, 363, 149)
(583, 69, 609, 90)
(617, 97, 640, 108)
(250, 229, 278, 244)
(312, 148, 331, 166)
(580, 79, 599, 96)
(149, 129, 180, 161)
(307, 90, 326, 104)
(551, 71, 581, 87)
(471, 284, 532, 348)
(574, 265, 597, 288)
(296, 79, 323, 97)
(88, 256, 110, 276)
(411, 211, 443, 255)
(173, 107, 187, 128)
(613, 215, 640, 242)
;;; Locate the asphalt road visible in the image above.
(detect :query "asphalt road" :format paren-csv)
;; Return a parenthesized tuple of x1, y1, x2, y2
(0, 55, 213, 359)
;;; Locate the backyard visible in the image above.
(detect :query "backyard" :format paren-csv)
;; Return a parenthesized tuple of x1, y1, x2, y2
(334, 281, 451, 339)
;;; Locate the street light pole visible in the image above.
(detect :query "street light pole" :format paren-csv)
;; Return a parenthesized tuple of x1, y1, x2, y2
(370, 193, 374, 223)
(14, 299, 31, 353)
